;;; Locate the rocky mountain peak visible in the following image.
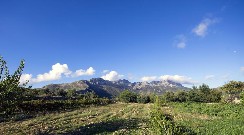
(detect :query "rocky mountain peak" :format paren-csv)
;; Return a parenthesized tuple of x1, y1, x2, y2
(42, 78, 189, 98)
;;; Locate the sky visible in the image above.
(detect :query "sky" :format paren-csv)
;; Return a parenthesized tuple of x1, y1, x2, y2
(0, 0, 244, 88)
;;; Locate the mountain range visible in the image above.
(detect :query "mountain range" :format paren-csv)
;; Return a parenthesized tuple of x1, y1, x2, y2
(43, 78, 190, 98)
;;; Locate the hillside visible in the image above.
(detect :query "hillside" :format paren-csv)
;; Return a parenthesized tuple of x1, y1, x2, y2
(43, 78, 189, 98)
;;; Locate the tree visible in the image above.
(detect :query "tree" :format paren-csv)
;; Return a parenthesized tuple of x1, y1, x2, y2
(220, 81, 244, 102)
(137, 94, 150, 103)
(174, 90, 188, 102)
(240, 91, 244, 103)
(119, 90, 137, 103)
(187, 89, 201, 102)
(208, 89, 222, 102)
(67, 89, 77, 98)
(57, 89, 67, 97)
(164, 91, 175, 102)
(0, 56, 28, 114)
(84, 91, 98, 100)
(199, 84, 211, 95)
(221, 81, 244, 94)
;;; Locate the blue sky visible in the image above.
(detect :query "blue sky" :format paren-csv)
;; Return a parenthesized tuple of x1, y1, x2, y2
(0, 0, 244, 88)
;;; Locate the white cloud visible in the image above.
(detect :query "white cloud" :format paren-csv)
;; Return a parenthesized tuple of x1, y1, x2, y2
(192, 18, 217, 37)
(31, 63, 72, 83)
(205, 75, 215, 80)
(141, 76, 157, 82)
(21, 63, 95, 84)
(71, 67, 95, 77)
(159, 75, 197, 85)
(174, 35, 187, 49)
(20, 73, 32, 84)
(101, 71, 124, 81)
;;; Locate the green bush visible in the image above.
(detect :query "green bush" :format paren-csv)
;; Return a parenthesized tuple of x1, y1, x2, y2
(150, 96, 195, 135)
(119, 90, 137, 103)
(0, 56, 29, 114)
(137, 94, 150, 103)
(20, 98, 111, 113)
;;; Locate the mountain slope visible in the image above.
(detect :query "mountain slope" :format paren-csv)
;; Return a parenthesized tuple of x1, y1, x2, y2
(43, 78, 189, 98)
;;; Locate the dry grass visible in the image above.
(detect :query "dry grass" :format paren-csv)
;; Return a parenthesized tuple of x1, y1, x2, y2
(0, 103, 153, 135)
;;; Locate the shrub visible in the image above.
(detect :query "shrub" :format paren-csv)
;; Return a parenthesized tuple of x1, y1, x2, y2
(150, 96, 195, 135)
(119, 90, 137, 103)
(137, 94, 150, 103)
(0, 56, 29, 114)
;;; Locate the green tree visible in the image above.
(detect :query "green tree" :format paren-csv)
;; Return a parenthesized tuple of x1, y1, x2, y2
(187, 90, 199, 102)
(221, 81, 244, 94)
(240, 91, 244, 103)
(57, 89, 67, 97)
(0, 56, 28, 114)
(119, 90, 137, 103)
(209, 89, 222, 102)
(221, 81, 244, 102)
(164, 91, 175, 102)
(137, 94, 150, 103)
(174, 90, 188, 102)
(67, 89, 77, 98)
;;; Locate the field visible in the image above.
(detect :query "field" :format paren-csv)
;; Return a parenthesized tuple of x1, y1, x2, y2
(0, 103, 153, 135)
(169, 102, 244, 135)
(1, 102, 244, 135)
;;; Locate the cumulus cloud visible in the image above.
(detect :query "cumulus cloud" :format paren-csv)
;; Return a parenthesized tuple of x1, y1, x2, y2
(31, 63, 72, 83)
(159, 75, 197, 85)
(141, 76, 157, 82)
(101, 71, 124, 81)
(192, 18, 218, 37)
(20, 73, 32, 84)
(205, 75, 215, 80)
(20, 63, 95, 84)
(71, 67, 95, 77)
(174, 35, 187, 49)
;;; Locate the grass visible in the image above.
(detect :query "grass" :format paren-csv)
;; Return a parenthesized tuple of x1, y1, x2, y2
(1, 102, 244, 135)
(0, 103, 153, 135)
(167, 102, 244, 135)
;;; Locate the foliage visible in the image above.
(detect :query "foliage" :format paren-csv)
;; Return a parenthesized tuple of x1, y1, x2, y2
(163, 84, 222, 103)
(174, 90, 188, 102)
(0, 56, 29, 114)
(171, 102, 244, 134)
(20, 98, 111, 113)
(119, 90, 137, 103)
(150, 96, 195, 135)
(164, 91, 176, 102)
(137, 94, 150, 103)
(83, 91, 98, 100)
(240, 91, 244, 103)
(67, 89, 77, 98)
(220, 80, 244, 94)
(220, 80, 244, 102)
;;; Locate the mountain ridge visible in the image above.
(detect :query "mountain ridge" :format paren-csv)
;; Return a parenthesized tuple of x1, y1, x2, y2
(43, 78, 190, 98)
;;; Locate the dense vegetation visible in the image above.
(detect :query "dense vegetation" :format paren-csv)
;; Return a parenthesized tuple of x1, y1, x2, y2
(0, 56, 28, 114)
(162, 84, 222, 103)
(1, 56, 244, 134)
(0, 56, 111, 122)
(119, 90, 152, 103)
